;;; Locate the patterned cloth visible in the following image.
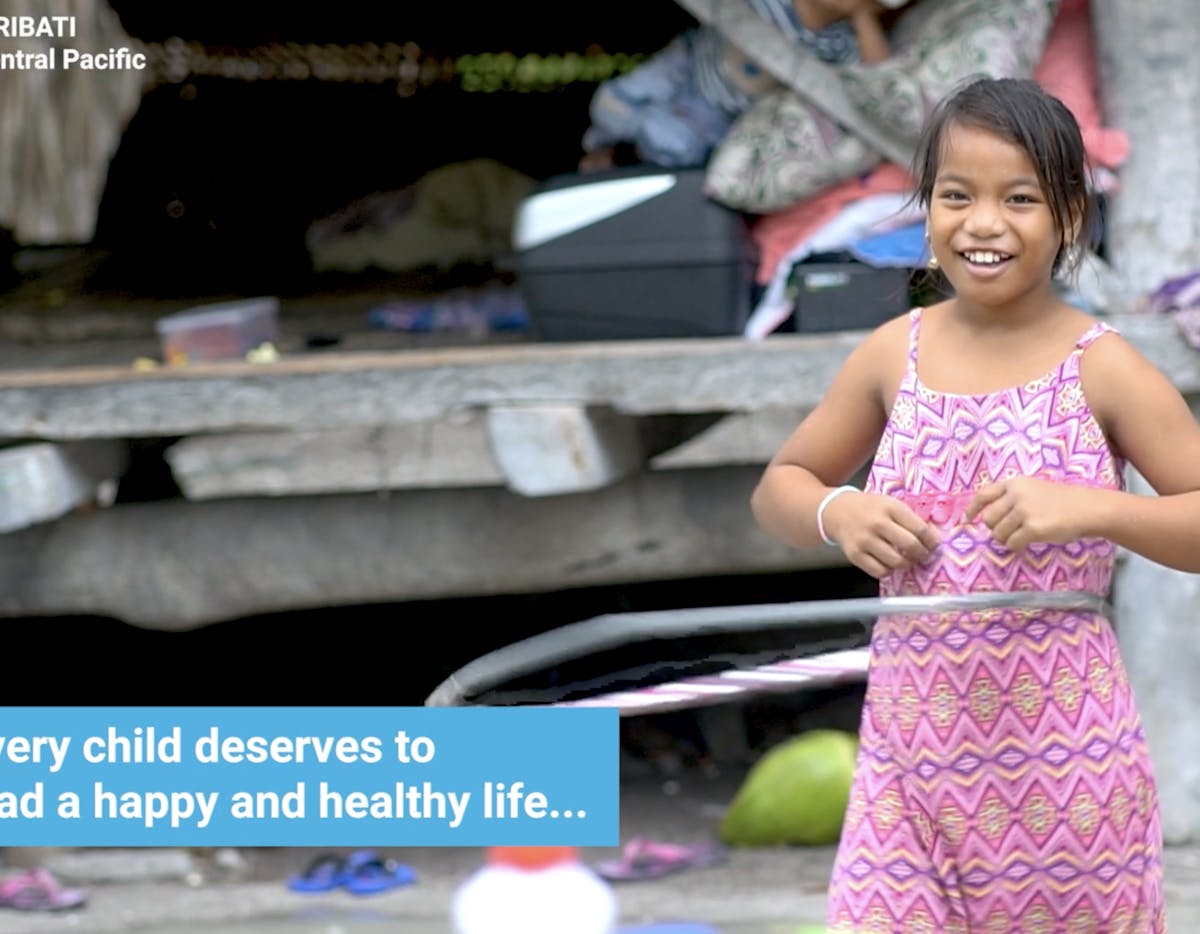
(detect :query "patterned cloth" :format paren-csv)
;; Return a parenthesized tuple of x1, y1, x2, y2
(672, 0, 1060, 212)
(582, 1, 861, 168)
(827, 308, 1166, 933)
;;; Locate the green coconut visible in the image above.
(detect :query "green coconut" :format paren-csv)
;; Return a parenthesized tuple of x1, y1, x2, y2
(719, 729, 858, 847)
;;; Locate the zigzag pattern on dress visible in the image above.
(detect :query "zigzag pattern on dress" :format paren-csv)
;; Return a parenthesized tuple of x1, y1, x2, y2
(826, 308, 1166, 933)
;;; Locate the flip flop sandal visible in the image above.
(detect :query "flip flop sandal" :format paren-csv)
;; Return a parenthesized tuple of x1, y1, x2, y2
(286, 849, 377, 893)
(0, 868, 87, 912)
(342, 856, 417, 895)
(595, 838, 729, 882)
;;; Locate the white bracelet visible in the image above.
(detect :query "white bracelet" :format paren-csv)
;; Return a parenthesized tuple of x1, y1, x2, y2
(816, 485, 860, 546)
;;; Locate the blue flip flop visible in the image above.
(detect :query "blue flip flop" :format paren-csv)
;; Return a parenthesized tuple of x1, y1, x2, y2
(342, 856, 418, 895)
(286, 850, 378, 893)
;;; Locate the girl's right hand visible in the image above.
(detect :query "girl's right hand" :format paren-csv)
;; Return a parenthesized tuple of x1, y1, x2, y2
(822, 491, 941, 579)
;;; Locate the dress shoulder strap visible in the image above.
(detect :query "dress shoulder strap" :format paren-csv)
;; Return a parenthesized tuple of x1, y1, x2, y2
(1075, 320, 1120, 350)
(906, 307, 923, 366)
(1063, 319, 1119, 379)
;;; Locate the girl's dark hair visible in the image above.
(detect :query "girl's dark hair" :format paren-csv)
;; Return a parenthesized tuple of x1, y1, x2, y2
(912, 77, 1096, 277)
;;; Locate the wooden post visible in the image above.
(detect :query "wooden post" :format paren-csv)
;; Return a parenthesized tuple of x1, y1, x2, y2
(1093, 0, 1200, 844)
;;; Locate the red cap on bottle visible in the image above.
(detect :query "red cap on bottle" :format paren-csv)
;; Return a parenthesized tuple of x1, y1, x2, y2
(486, 846, 579, 871)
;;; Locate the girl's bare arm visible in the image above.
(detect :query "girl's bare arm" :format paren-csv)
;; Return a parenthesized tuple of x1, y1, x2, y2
(1082, 333, 1200, 572)
(749, 317, 900, 549)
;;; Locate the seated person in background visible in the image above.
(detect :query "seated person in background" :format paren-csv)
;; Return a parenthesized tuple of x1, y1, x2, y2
(794, 0, 897, 64)
(579, 0, 909, 172)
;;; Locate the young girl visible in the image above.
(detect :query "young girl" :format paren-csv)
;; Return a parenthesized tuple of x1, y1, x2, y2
(750, 77, 1200, 932)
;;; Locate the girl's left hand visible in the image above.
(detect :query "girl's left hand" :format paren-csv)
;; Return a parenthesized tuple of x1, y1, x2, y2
(965, 477, 1098, 552)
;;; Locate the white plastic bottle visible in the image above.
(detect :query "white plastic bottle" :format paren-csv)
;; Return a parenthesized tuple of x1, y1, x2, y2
(451, 846, 618, 934)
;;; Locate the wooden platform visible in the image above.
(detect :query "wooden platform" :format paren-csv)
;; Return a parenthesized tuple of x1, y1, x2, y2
(3, 311, 1196, 432)
(1, 267, 1196, 630)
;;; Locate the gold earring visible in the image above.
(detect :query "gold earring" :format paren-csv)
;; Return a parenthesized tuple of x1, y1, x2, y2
(925, 228, 938, 270)
(927, 252, 939, 271)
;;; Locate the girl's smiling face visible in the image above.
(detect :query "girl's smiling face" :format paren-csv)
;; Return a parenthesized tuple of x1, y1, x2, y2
(927, 122, 1072, 310)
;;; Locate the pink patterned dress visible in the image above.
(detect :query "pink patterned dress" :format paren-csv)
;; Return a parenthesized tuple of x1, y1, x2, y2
(827, 308, 1166, 933)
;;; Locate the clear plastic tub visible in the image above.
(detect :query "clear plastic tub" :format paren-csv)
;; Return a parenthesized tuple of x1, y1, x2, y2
(155, 297, 280, 364)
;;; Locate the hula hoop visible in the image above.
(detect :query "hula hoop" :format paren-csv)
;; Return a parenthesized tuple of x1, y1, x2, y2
(424, 590, 1111, 713)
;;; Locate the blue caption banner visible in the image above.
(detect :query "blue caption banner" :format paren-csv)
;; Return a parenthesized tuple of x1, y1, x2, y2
(0, 707, 620, 847)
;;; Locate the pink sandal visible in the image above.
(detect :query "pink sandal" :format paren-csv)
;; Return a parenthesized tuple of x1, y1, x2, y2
(595, 838, 728, 882)
(0, 868, 87, 911)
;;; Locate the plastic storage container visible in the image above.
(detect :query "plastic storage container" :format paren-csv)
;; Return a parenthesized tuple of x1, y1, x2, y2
(155, 297, 280, 364)
(512, 167, 755, 341)
(788, 260, 913, 334)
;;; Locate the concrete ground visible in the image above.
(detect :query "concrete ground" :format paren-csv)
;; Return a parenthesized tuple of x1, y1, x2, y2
(0, 761, 1198, 933)
(0, 763, 822, 934)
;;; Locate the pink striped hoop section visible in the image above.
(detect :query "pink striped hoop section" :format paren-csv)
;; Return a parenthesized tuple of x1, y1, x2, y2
(553, 648, 870, 715)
